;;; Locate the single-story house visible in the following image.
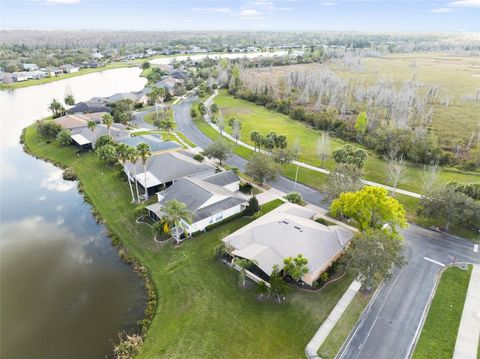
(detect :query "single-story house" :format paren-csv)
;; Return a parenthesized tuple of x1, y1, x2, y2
(132, 87, 153, 104)
(107, 92, 139, 104)
(22, 63, 38, 71)
(69, 101, 111, 114)
(53, 112, 108, 130)
(124, 150, 215, 196)
(12, 72, 32, 82)
(116, 134, 182, 154)
(71, 123, 129, 150)
(170, 70, 189, 81)
(60, 64, 80, 74)
(42, 67, 63, 77)
(146, 170, 246, 233)
(222, 203, 354, 285)
(155, 77, 183, 94)
(30, 70, 47, 79)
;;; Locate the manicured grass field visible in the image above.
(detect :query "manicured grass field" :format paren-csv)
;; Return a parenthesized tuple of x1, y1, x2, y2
(24, 125, 355, 358)
(215, 90, 480, 195)
(318, 291, 372, 359)
(0, 62, 132, 90)
(413, 265, 473, 359)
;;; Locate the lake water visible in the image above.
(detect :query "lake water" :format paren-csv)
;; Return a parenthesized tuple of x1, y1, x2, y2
(0, 67, 148, 358)
(150, 50, 288, 65)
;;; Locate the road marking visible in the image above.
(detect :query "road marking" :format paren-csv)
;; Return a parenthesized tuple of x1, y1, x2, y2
(474, 244, 478, 253)
(423, 257, 445, 267)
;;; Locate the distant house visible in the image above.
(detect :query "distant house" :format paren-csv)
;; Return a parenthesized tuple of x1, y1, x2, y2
(170, 70, 189, 81)
(107, 92, 139, 104)
(12, 72, 32, 82)
(42, 67, 63, 77)
(132, 87, 153, 105)
(30, 70, 47, 79)
(222, 203, 354, 285)
(69, 101, 111, 114)
(22, 63, 38, 71)
(60, 64, 80, 74)
(123, 150, 215, 196)
(116, 134, 182, 154)
(146, 170, 246, 233)
(155, 76, 182, 95)
(70, 123, 129, 150)
(91, 52, 104, 60)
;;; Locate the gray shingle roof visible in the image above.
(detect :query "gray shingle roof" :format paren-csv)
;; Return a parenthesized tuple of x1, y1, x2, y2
(124, 150, 215, 186)
(203, 170, 240, 187)
(70, 101, 110, 114)
(193, 196, 245, 222)
(223, 203, 354, 284)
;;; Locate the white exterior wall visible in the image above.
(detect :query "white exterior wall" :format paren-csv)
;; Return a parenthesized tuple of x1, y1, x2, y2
(222, 181, 240, 193)
(187, 204, 243, 233)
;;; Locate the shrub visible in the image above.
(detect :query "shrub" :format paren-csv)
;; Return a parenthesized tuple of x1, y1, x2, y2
(239, 182, 253, 194)
(284, 192, 305, 205)
(97, 144, 117, 165)
(95, 135, 115, 149)
(193, 153, 204, 162)
(57, 129, 72, 146)
(37, 120, 62, 138)
(244, 196, 260, 216)
(62, 167, 77, 181)
(446, 181, 480, 200)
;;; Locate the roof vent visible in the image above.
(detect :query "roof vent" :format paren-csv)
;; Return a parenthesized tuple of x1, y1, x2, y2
(294, 226, 303, 232)
(281, 220, 289, 225)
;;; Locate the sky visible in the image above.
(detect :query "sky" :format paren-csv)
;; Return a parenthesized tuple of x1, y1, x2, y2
(0, 0, 479, 32)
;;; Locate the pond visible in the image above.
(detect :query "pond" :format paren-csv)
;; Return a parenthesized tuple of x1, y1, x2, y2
(0, 67, 148, 358)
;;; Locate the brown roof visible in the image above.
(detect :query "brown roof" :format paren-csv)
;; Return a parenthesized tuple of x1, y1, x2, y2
(53, 112, 108, 130)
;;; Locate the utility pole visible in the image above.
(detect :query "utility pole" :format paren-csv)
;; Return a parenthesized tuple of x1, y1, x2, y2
(293, 165, 299, 191)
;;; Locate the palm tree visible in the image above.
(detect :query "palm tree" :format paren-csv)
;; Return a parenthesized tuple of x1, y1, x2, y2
(116, 143, 136, 203)
(136, 143, 151, 199)
(87, 120, 97, 147)
(161, 200, 193, 245)
(127, 146, 141, 203)
(48, 98, 65, 118)
(160, 107, 176, 135)
(102, 113, 114, 137)
(64, 94, 75, 106)
(234, 258, 257, 287)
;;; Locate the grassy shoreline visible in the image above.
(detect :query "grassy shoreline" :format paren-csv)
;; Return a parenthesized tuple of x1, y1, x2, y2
(23, 123, 356, 358)
(413, 265, 473, 359)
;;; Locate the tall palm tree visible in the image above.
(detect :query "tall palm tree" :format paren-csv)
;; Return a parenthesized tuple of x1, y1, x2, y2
(234, 258, 257, 287)
(87, 120, 97, 147)
(160, 107, 176, 135)
(136, 143, 151, 199)
(102, 113, 114, 137)
(116, 143, 135, 203)
(48, 98, 65, 118)
(161, 200, 193, 245)
(127, 146, 141, 203)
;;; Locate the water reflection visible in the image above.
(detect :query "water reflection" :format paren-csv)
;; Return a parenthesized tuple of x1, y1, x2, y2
(0, 67, 147, 359)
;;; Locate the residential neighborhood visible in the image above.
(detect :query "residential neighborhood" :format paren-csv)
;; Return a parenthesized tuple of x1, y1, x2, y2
(1, 5, 480, 359)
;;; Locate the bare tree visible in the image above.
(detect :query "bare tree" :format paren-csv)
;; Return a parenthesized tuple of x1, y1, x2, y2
(232, 119, 241, 144)
(386, 147, 406, 195)
(422, 162, 439, 197)
(316, 132, 330, 167)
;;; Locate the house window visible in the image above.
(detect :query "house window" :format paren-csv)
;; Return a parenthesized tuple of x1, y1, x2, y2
(215, 214, 223, 222)
(209, 217, 214, 224)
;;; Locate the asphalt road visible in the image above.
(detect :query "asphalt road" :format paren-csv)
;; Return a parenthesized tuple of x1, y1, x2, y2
(136, 96, 480, 359)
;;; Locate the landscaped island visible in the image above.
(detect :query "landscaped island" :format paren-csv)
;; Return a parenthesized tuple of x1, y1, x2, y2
(23, 123, 357, 358)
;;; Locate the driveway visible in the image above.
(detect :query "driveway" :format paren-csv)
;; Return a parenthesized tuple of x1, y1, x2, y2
(172, 95, 480, 359)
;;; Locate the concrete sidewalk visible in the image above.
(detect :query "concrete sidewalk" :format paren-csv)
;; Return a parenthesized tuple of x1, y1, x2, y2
(453, 264, 480, 359)
(305, 280, 362, 358)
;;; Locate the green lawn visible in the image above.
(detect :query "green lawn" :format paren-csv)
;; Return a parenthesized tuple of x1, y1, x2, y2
(214, 90, 480, 194)
(318, 291, 372, 359)
(413, 265, 473, 359)
(24, 124, 356, 358)
(0, 62, 133, 90)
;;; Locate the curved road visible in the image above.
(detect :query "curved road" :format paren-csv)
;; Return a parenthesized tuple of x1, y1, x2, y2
(142, 96, 480, 359)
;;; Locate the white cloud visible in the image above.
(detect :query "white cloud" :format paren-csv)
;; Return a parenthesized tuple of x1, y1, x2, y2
(430, 7, 453, 12)
(191, 7, 232, 13)
(448, 0, 480, 7)
(239, 8, 264, 20)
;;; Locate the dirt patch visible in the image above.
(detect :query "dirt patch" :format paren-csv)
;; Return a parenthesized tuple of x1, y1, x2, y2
(221, 107, 254, 116)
